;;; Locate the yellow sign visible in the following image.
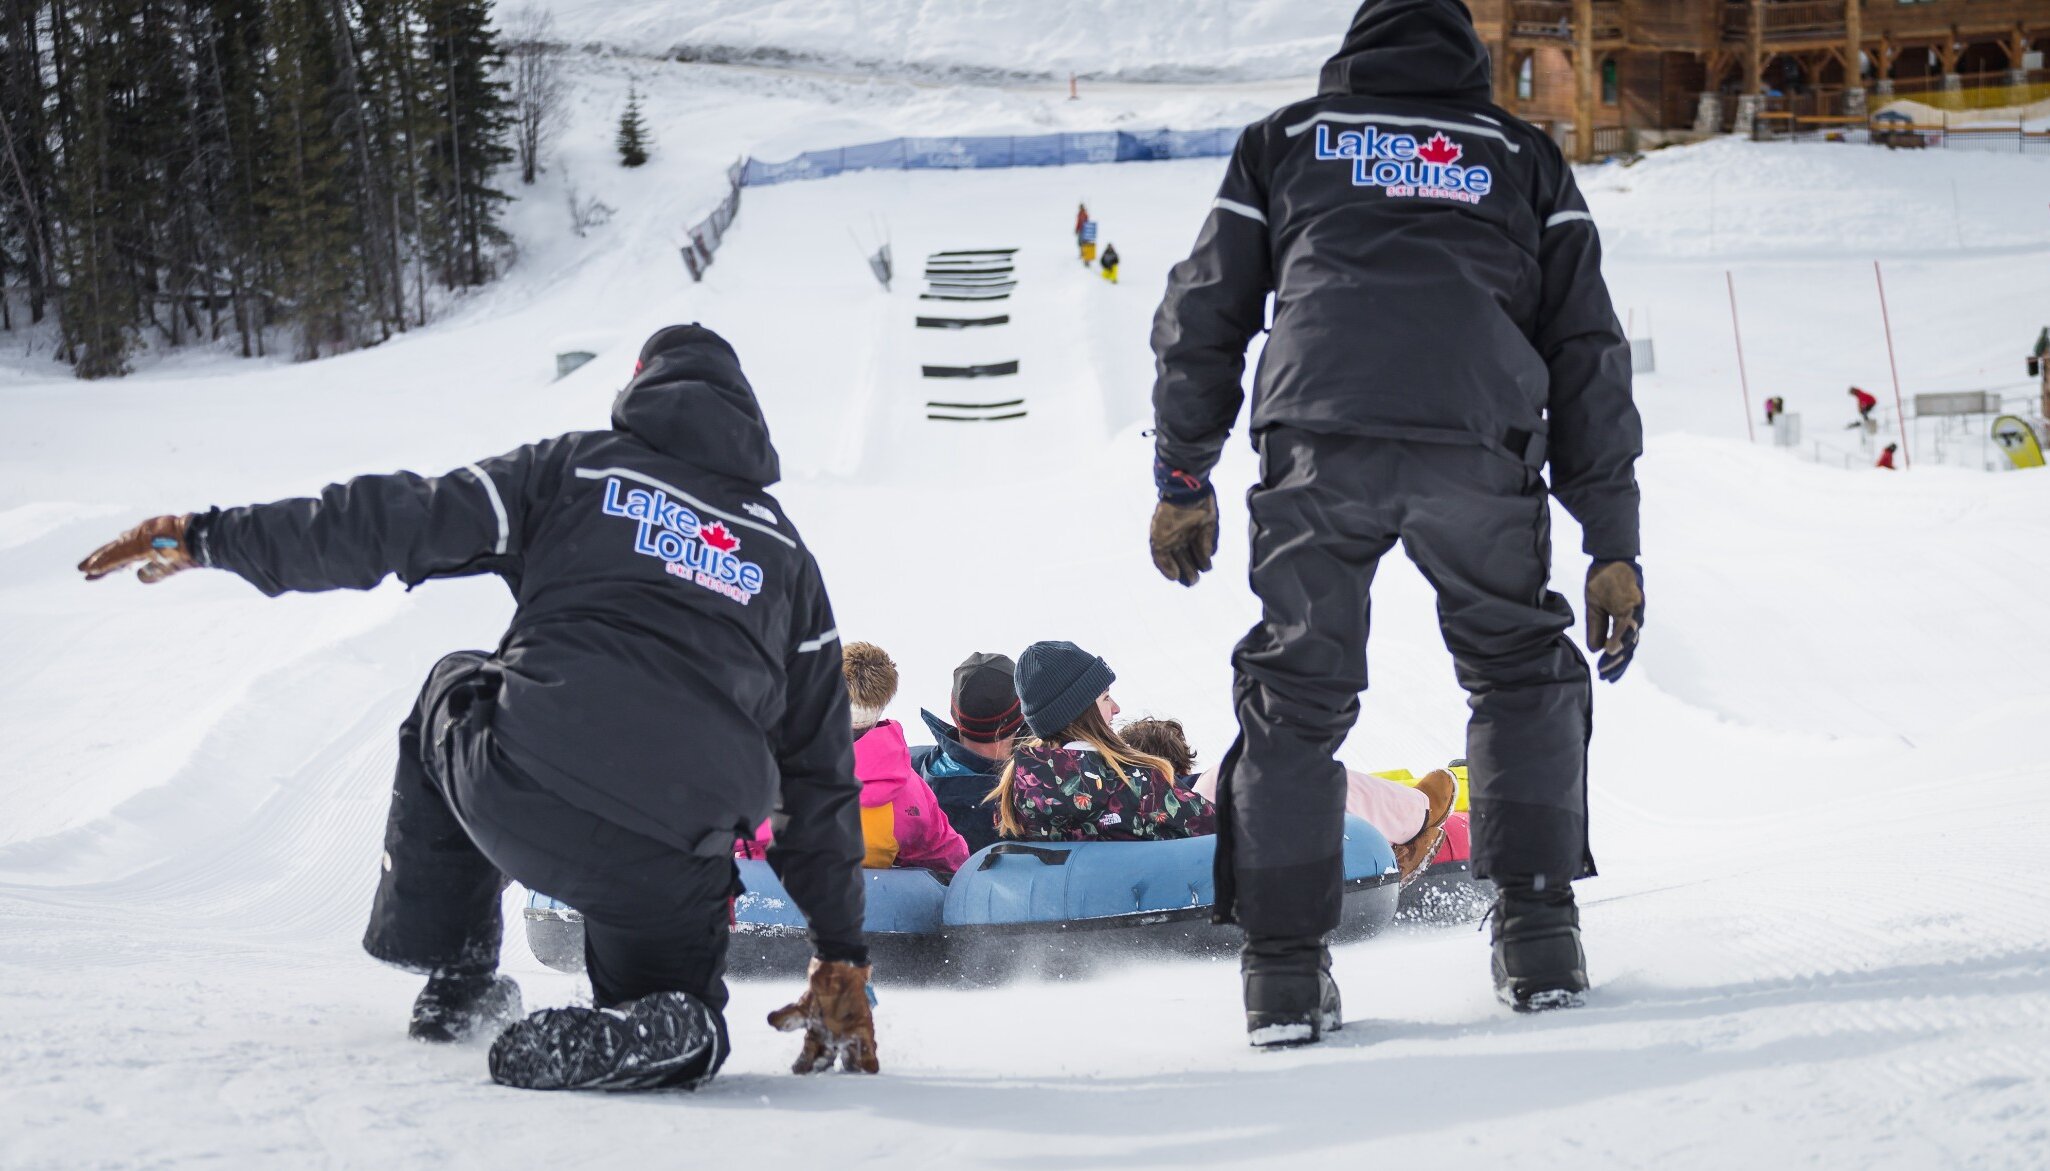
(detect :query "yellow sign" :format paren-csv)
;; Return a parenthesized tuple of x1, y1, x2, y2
(1992, 415, 2045, 469)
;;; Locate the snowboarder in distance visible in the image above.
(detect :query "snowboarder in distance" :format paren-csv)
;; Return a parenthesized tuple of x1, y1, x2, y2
(1080, 217, 1099, 266)
(1148, 0, 1643, 1044)
(1075, 202, 1090, 244)
(1877, 442, 1899, 470)
(75, 325, 879, 1089)
(1100, 243, 1121, 284)
(1764, 396, 1784, 426)
(1847, 385, 1879, 430)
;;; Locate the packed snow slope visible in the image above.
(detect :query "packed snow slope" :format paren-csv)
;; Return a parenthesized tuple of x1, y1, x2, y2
(545, 0, 1357, 81)
(3, 58, 2049, 1171)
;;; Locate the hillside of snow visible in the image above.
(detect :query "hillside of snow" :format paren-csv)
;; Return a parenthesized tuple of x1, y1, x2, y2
(3, 52, 2049, 1171)
(544, 0, 1356, 81)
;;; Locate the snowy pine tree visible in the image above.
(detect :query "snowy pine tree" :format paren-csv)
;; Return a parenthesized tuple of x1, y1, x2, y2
(616, 84, 650, 168)
(0, 0, 520, 375)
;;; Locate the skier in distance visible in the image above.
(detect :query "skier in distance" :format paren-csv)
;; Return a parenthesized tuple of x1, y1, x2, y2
(1147, 0, 1644, 1045)
(77, 324, 879, 1089)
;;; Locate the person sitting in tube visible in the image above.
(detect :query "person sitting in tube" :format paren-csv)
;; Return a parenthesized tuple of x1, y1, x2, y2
(1118, 717, 1455, 884)
(742, 642, 969, 874)
(985, 641, 1214, 842)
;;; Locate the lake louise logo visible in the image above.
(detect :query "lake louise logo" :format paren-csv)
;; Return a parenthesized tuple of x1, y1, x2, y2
(1315, 125, 1493, 205)
(600, 477, 765, 605)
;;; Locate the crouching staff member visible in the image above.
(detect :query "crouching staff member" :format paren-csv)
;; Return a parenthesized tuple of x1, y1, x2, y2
(77, 325, 879, 1089)
(1148, 0, 1645, 1045)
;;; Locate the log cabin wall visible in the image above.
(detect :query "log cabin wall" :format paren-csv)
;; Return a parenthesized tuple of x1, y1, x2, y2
(1477, 0, 2050, 160)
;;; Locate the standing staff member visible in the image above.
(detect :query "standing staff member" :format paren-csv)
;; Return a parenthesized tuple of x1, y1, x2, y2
(1147, 0, 1644, 1045)
(77, 325, 879, 1088)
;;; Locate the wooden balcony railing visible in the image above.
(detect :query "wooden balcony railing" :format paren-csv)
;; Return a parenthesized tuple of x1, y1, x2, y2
(1511, 0, 1625, 42)
(1722, 0, 1849, 43)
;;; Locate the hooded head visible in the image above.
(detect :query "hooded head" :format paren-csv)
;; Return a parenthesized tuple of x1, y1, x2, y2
(611, 324, 781, 486)
(1318, 0, 1493, 103)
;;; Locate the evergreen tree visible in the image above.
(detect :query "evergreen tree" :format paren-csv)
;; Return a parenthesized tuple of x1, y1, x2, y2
(615, 82, 647, 168)
(0, 0, 523, 375)
(261, 0, 367, 358)
(417, 0, 511, 289)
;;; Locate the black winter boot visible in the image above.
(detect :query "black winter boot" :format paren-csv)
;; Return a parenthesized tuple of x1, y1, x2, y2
(1489, 879, 1588, 1012)
(488, 991, 725, 1091)
(409, 971, 523, 1043)
(1242, 937, 1342, 1047)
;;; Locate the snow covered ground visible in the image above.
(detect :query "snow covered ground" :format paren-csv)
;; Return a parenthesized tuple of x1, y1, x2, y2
(544, 0, 1358, 82)
(4, 49, 2050, 1170)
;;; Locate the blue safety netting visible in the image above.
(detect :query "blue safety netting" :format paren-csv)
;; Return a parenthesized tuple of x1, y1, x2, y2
(681, 127, 1242, 281)
(739, 126, 1242, 187)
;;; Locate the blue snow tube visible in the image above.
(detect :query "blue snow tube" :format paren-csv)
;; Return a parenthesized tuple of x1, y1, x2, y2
(525, 818, 1400, 980)
(937, 815, 1399, 979)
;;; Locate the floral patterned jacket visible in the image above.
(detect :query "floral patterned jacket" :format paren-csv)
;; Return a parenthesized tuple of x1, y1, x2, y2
(1003, 742, 1216, 842)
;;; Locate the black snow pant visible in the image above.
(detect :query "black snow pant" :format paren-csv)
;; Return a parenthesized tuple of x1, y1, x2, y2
(1215, 429, 1596, 941)
(363, 652, 736, 1075)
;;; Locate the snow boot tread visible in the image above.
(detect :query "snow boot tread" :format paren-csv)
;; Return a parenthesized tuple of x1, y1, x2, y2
(488, 991, 721, 1091)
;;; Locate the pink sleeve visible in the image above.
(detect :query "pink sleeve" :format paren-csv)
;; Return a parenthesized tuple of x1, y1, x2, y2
(896, 775, 970, 873)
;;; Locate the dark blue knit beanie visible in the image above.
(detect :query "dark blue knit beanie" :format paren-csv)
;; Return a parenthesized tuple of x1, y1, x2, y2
(1015, 640, 1116, 739)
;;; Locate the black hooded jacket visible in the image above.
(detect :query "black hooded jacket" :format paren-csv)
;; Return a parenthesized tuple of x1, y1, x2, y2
(1152, 0, 1642, 559)
(192, 324, 865, 953)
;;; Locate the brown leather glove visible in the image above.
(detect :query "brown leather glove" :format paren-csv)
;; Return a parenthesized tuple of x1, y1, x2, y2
(767, 958, 879, 1074)
(79, 515, 197, 584)
(1149, 494, 1218, 587)
(1585, 560, 1644, 683)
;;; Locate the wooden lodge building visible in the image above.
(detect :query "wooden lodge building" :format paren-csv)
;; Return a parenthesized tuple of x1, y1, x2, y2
(1466, 0, 2050, 157)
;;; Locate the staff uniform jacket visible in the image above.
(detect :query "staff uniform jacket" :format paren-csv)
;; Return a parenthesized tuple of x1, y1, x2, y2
(1151, 0, 1642, 560)
(188, 324, 866, 953)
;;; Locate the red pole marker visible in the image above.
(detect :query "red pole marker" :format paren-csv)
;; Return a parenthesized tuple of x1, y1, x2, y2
(1726, 271, 1756, 444)
(1873, 260, 1911, 470)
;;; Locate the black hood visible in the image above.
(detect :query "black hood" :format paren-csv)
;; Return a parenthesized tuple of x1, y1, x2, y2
(611, 324, 781, 486)
(1318, 0, 1493, 102)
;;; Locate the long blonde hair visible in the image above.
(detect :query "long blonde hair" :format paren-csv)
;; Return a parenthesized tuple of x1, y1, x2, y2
(985, 703, 1178, 838)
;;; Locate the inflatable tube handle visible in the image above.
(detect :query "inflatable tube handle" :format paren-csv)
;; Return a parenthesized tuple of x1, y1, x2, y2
(977, 843, 1071, 870)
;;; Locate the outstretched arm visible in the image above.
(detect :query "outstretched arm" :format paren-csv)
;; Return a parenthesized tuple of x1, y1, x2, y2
(79, 439, 563, 592)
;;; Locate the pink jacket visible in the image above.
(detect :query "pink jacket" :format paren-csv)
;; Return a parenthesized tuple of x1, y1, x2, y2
(739, 720, 970, 874)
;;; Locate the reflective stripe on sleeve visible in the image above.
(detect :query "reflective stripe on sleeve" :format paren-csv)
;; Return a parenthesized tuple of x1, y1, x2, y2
(462, 464, 510, 555)
(1213, 197, 1268, 225)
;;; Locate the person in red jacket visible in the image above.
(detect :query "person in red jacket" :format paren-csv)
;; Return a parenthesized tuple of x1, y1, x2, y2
(1847, 386, 1879, 429)
(1877, 443, 1898, 470)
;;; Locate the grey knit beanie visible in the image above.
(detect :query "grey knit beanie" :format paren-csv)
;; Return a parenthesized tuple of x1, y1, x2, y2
(1015, 640, 1116, 739)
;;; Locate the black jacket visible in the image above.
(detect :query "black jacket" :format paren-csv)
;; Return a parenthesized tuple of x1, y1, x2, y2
(1151, 0, 1642, 559)
(193, 325, 865, 951)
(907, 709, 1006, 854)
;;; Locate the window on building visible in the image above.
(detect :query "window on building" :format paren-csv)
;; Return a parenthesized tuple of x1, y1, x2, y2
(1517, 55, 1534, 101)
(1601, 59, 1619, 105)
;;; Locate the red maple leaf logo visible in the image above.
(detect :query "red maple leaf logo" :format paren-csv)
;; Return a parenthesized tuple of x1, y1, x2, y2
(1416, 132, 1463, 166)
(699, 523, 740, 553)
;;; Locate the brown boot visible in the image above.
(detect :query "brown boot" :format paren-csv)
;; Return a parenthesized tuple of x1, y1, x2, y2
(1392, 768, 1458, 886)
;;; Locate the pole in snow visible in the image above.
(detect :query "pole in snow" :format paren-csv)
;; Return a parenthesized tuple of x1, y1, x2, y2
(1726, 271, 1756, 443)
(1068, 73, 1079, 101)
(1873, 260, 1911, 469)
